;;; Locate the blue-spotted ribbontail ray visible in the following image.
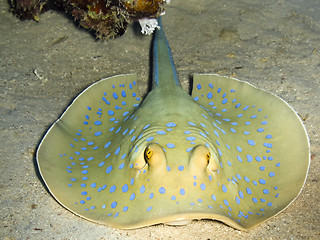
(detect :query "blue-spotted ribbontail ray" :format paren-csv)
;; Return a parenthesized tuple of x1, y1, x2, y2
(37, 17, 310, 230)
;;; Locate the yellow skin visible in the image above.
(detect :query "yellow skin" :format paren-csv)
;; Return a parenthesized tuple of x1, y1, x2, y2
(36, 18, 310, 230)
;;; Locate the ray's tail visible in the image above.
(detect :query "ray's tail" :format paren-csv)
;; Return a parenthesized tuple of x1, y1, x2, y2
(152, 17, 181, 90)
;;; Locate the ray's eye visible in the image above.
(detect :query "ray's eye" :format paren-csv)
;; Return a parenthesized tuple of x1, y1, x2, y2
(145, 148, 153, 161)
(206, 152, 211, 162)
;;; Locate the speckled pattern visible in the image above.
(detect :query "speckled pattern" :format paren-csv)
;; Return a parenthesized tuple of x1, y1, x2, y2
(1, 0, 320, 239)
(36, 21, 308, 230)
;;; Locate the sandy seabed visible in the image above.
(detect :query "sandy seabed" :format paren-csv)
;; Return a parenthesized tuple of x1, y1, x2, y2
(1, 0, 319, 239)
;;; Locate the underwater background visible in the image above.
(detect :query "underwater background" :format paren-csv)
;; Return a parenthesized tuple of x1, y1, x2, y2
(1, 0, 319, 239)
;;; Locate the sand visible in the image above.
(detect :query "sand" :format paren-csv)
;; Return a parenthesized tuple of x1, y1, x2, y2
(1, 0, 319, 239)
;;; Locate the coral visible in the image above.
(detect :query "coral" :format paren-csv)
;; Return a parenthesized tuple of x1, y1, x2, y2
(10, 0, 166, 39)
(10, 0, 48, 21)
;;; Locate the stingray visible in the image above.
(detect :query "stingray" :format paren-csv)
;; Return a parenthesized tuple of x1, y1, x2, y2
(37, 18, 310, 230)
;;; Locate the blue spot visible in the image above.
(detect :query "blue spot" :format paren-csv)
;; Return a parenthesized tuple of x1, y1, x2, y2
(112, 92, 118, 100)
(255, 156, 262, 162)
(171, 195, 176, 200)
(186, 136, 196, 141)
(119, 163, 125, 169)
(81, 170, 88, 174)
(94, 131, 102, 136)
(239, 191, 244, 199)
(199, 131, 207, 138)
(263, 143, 273, 148)
(146, 136, 154, 142)
(80, 200, 85, 204)
(121, 90, 126, 97)
(235, 103, 241, 108)
(115, 146, 120, 155)
(261, 121, 268, 125)
(111, 201, 117, 208)
(252, 198, 258, 203)
(159, 187, 166, 194)
(266, 134, 272, 139)
(207, 92, 213, 99)
(211, 194, 216, 201)
(167, 143, 175, 149)
(180, 188, 185, 195)
(217, 88, 221, 93)
(194, 96, 199, 101)
(157, 130, 166, 135)
(247, 140, 255, 146)
(200, 183, 206, 190)
(222, 185, 227, 193)
(108, 110, 114, 116)
(83, 121, 88, 125)
(224, 199, 229, 206)
(197, 84, 201, 90)
(263, 189, 269, 194)
(91, 183, 96, 188)
(106, 165, 113, 174)
(257, 128, 264, 133)
(246, 188, 252, 195)
(230, 128, 236, 133)
(130, 193, 135, 200)
(269, 172, 275, 177)
(186, 147, 193, 152)
(110, 185, 116, 193)
(178, 165, 184, 171)
(81, 191, 87, 195)
(236, 146, 242, 152)
(235, 196, 240, 204)
(237, 155, 243, 162)
(149, 193, 154, 199)
(143, 124, 150, 130)
(245, 121, 251, 125)
(146, 206, 152, 212)
(214, 130, 219, 137)
(188, 122, 196, 126)
(167, 166, 171, 171)
(94, 121, 102, 125)
(259, 166, 266, 171)
(259, 179, 266, 184)
(276, 163, 281, 167)
(222, 99, 228, 104)
(166, 122, 176, 127)
(140, 185, 145, 194)
(123, 206, 128, 212)
(246, 154, 253, 162)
